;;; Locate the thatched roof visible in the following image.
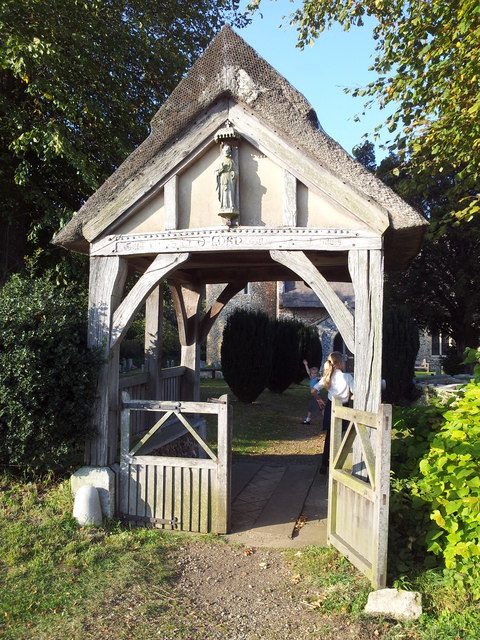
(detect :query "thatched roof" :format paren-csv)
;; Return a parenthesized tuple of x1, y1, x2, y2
(53, 25, 427, 269)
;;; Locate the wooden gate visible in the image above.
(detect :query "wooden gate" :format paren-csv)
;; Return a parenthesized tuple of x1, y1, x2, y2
(327, 397, 392, 589)
(119, 393, 232, 534)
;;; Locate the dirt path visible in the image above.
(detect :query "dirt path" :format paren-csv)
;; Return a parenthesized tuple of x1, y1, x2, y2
(168, 540, 382, 640)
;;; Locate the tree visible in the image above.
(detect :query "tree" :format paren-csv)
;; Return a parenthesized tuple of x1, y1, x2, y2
(386, 221, 480, 356)
(248, 0, 480, 222)
(293, 320, 322, 384)
(221, 309, 273, 403)
(382, 305, 419, 404)
(378, 154, 480, 356)
(0, 0, 246, 282)
(267, 319, 299, 393)
(353, 142, 480, 355)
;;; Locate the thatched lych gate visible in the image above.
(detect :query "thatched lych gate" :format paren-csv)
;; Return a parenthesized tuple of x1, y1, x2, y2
(54, 27, 427, 588)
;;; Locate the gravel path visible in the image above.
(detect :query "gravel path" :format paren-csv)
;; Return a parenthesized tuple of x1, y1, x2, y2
(168, 541, 382, 640)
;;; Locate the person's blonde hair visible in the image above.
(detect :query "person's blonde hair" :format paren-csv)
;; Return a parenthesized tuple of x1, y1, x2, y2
(323, 351, 344, 390)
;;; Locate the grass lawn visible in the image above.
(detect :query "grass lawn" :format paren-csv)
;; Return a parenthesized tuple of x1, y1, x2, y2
(1, 379, 479, 639)
(200, 378, 324, 459)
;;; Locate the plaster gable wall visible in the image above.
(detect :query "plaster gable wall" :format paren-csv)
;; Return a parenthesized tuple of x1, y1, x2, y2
(297, 182, 363, 229)
(115, 191, 165, 235)
(239, 142, 282, 227)
(107, 137, 368, 236)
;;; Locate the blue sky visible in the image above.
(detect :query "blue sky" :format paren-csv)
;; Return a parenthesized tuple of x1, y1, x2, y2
(237, 1, 392, 160)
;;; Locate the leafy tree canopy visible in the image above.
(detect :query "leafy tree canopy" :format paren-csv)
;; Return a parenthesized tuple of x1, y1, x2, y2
(353, 141, 480, 356)
(0, 0, 246, 282)
(248, 0, 480, 222)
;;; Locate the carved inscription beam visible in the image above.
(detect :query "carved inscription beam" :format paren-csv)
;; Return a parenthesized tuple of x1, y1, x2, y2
(91, 227, 381, 257)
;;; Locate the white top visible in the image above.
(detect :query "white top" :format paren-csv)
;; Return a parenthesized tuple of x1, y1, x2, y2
(313, 369, 354, 403)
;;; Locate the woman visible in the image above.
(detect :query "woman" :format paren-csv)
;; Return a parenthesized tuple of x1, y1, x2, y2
(311, 351, 354, 473)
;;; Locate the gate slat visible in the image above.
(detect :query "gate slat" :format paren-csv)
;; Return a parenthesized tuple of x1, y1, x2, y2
(174, 466, 183, 529)
(191, 467, 200, 532)
(199, 468, 211, 534)
(155, 465, 165, 518)
(164, 466, 174, 526)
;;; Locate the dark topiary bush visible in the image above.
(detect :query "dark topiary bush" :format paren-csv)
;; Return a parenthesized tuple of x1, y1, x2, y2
(442, 345, 464, 375)
(382, 305, 419, 404)
(293, 321, 323, 384)
(0, 273, 102, 474)
(221, 309, 272, 403)
(268, 319, 300, 393)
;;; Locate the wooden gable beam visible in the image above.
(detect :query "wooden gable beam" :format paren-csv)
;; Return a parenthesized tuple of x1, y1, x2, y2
(270, 249, 355, 354)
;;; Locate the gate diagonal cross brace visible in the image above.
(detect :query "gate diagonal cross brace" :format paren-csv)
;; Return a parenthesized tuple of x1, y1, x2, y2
(128, 406, 218, 463)
(331, 418, 376, 490)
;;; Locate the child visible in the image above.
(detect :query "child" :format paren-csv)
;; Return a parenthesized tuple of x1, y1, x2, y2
(302, 359, 320, 424)
(311, 352, 354, 472)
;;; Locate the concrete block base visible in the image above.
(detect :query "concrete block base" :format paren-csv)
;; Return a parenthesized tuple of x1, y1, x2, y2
(365, 588, 422, 621)
(71, 466, 116, 518)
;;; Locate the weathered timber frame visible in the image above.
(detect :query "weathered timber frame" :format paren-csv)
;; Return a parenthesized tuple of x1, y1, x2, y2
(85, 238, 385, 466)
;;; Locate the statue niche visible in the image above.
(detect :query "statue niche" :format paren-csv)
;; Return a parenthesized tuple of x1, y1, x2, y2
(214, 121, 240, 226)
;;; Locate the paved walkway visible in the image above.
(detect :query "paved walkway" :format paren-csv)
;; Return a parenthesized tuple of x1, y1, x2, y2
(225, 460, 328, 548)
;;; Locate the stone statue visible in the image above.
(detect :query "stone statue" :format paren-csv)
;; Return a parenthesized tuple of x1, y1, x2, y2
(215, 145, 238, 213)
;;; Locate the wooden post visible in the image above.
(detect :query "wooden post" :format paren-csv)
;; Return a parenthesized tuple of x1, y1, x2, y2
(348, 248, 384, 412)
(170, 281, 204, 402)
(119, 391, 131, 516)
(216, 400, 232, 534)
(372, 403, 392, 589)
(86, 256, 128, 466)
(145, 284, 163, 399)
(348, 248, 384, 477)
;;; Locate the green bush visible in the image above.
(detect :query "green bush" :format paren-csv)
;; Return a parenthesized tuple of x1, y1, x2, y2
(0, 273, 102, 474)
(267, 319, 299, 393)
(388, 402, 445, 574)
(382, 305, 419, 404)
(442, 346, 465, 375)
(221, 309, 273, 403)
(417, 379, 480, 598)
(292, 321, 322, 384)
(389, 353, 480, 598)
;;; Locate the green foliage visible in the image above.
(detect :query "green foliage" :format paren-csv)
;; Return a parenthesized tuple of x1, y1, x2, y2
(249, 0, 480, 222)
(416, 381, 480, 598)
(464, 347, 480, 381)
(385, 205, 480, 356)
(0, 272, 101, 474)
(221, 309, 273, 403)
(293, 321, 322, 384)
(382, 305, 420, 404)
(388, 402, 446, 574)
(388, 375, 480, 600)
(267, 319, 299, 393)
(0, 0, 247, 281)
